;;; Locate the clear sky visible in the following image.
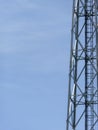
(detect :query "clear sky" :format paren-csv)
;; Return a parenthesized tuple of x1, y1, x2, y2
(0, 0, 72, 130)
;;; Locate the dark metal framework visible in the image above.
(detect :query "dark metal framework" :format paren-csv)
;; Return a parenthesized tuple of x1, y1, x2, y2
(66, 0, 98, 130)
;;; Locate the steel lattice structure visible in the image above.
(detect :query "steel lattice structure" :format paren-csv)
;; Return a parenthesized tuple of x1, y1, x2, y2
(66, 0, 98, 130)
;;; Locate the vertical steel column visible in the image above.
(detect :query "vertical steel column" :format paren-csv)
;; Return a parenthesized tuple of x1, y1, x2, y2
(95, 0, 98, 130)
(84, 1, 88, 129)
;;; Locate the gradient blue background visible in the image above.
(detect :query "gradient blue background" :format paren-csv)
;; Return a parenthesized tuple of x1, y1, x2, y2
(0, 0, 72, 130)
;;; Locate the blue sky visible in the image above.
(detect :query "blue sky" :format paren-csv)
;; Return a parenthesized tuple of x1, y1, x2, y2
(0, 0, 72, 130)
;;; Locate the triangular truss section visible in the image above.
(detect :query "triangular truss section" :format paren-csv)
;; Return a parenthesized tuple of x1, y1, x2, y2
(66, 0, 98, 130)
